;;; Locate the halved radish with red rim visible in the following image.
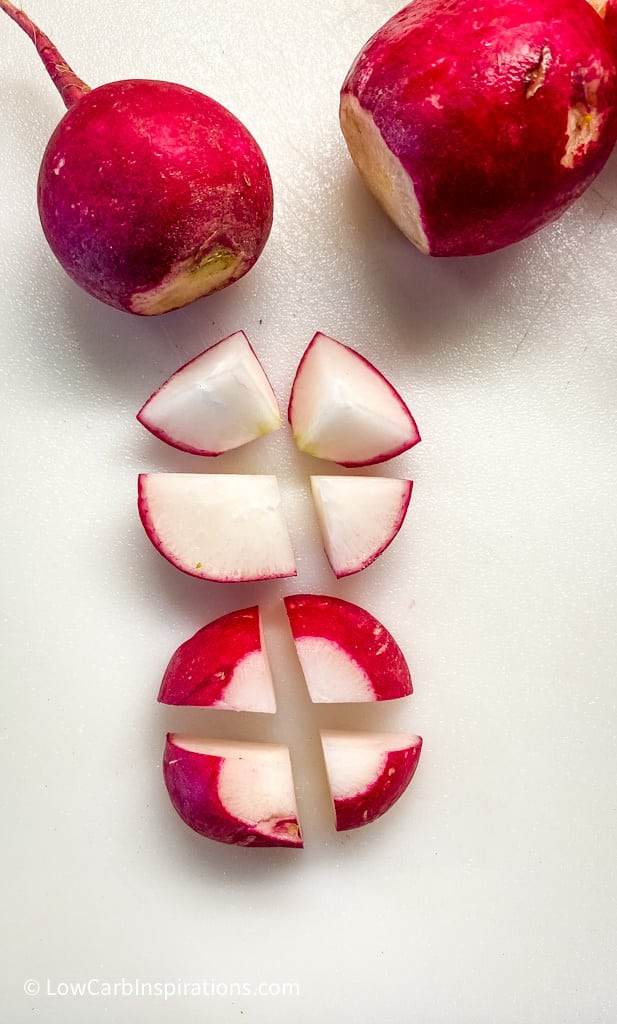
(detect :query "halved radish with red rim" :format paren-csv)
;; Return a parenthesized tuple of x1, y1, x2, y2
(284, 594, 412, 702)
(158, 606, 276, 712)
(163, 735, 302, 848)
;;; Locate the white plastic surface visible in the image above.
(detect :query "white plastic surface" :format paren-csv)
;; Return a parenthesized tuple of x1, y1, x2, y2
(1, 1, 616, 1022)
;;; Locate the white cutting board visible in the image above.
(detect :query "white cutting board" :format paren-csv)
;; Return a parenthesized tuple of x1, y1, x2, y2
(1, 2, 616, 1021)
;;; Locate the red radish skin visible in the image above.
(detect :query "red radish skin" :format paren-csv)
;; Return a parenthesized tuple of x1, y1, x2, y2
(284, 594, 412, 702)
(163, 736, 303, 848)
(158, 606, 276, 713)
(589, 0, 617, 45)
(340, 0, 617, 256)
(0, 1, 273, 314)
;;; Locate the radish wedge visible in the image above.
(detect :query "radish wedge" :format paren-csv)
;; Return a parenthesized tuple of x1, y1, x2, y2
(288, 332, 420, 466)
(158, 606, 277, 712)
(310, 475, 412, 578)
(137, 331, 281, 455)
(321, 730, 422, 831)
(138, 473, 296, 582)
(284, 594, 412, 702)
(163, 735, 302, 847)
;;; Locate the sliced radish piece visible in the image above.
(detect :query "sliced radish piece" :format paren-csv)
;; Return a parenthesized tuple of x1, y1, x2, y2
(288, 332, 420, 466)
(321, 730, 422, 831)
(137, 331, 281, 456)
(158, 606, 276, 712)
(284, 594, 412, 702)
(310, 475, 412, 578)
(163, 735, 302, 848)
(138, 473, 296, 582)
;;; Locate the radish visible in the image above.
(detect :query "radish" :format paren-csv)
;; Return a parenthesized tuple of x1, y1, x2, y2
(340, 0, 617, 256)
(589, 0, 617, 43)
(137, 332, 281, 456)
(158, 606, 277, 713)
(138, 474, 296, 582)
(0, 1, 273, 314)
(284, 594, 412, 702)
(163, 735, 302, 848)
(288, 333, 420, 467)
(320, 730, 422, 832)
(310, 475, 412, 578)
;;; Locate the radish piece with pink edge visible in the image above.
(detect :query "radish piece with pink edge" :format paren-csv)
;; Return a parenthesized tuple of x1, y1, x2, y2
(158, 606, 277, 713)
(310, 475, 412, 578)
(320, 730, 422, 831)
(138, 474, 296, 582)
(284, 594, 412, 702)
(163, 735, 303, 848)
(137, 331, 281, 456)
(288, 332, 420, 467)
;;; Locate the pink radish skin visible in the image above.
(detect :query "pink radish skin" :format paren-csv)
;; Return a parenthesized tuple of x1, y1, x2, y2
(163, 735, 303, 848)
(158, 606, 277, 713)
(0, 1, 273, 315)
(321, 731, 422, 832)
(340, 0, 617, 256)
(284, 594, 412, 702)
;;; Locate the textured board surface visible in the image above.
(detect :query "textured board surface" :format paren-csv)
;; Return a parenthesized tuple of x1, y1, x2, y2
(1, 2, 616, 1021)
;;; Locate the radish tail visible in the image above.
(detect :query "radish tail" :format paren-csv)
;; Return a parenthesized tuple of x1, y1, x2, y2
(0, 0, 90, 108)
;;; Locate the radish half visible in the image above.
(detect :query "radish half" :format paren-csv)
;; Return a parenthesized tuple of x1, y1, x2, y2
(321, 730, 422, 831)
(284, 594, 412, 702)
(137, 332, 281, 456)
(310, 475, 412, 578)
(288, 333, 420, 467)
(158, 606, 277, 712)
(0, 2, 273, 314)
(163, 735, 302, 847)
(138, 474, 296, 582)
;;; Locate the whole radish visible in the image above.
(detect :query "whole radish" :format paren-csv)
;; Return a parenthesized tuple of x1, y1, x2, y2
(340, 0, 617, 257)
(0, 1, 273, 315)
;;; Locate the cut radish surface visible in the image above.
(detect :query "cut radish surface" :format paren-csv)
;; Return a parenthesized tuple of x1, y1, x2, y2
(163, 735, 302, 847)
(310, 475, 412, 578)
(137, 331, 281, 455)
(288, 332, 420, 466)
(138, 473, 296, 582)
(284, 594, 412, 702)
(158, 606, 276, 712)
(321, 730, 422, 831)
